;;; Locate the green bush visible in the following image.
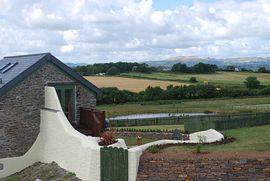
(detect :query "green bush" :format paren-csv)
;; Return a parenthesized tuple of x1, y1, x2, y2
(146, 145, 160, 153)
(195, 144, 202, 153)
(189, 77, 198, 83)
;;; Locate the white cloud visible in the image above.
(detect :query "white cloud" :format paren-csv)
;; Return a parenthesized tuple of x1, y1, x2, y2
(63, 30, 78, 41)
(151, 11, 164, 26)
(60, 45, 74, 53)
(0, 0, 270, 63)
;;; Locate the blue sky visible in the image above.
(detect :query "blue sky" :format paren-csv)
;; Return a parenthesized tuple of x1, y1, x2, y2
(152, 0, 256, 10)
(0, 0, 269, 63)
(153, 0, 219, 10)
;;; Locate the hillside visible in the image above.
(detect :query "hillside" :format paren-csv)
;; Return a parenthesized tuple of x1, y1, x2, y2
(145, 56, 270, 70)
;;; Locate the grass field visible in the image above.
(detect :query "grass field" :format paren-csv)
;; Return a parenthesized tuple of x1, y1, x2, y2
(161, 124, 270, 152)
(121, 71, 270, 87)
(97, 96, 270, 117)
(119, 137, 158, 147)
(85, 76, 188, 92)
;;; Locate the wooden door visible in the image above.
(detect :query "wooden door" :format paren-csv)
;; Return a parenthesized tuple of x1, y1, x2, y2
(55, 85, 76, 122)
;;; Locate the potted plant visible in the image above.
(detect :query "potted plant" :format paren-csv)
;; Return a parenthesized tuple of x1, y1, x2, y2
(136, 136, 143, 145)
(99, 131, 117, 146)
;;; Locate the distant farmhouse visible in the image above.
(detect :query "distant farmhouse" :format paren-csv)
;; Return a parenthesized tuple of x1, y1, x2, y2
(0, 53, 103, 158)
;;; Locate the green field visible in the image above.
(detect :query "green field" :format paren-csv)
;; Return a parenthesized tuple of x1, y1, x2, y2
(120, 137, 158, 147)
(161, 124, 270, 152)
(121, 71, 270, 87)
(98, 96, 270, 117)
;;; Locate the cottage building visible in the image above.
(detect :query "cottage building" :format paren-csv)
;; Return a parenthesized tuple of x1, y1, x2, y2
(0, 53, 103, 159)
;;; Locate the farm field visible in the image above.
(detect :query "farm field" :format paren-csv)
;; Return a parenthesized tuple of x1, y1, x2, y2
(121, 71, 270, 87)
(97, 96, 270, 117)
(84, 76, 188, 92)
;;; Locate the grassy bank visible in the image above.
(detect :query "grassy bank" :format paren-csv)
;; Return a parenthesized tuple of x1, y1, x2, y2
(161, 124, 270, 152)
(97, 96, 270, 117)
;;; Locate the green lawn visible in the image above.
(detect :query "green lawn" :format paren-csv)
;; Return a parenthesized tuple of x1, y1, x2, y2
(98, 96, 270, 117)
(114, 124, 184, 131)
(162, 124, 270, 152)
(121, 71, 270, 87)
(120, 136, 158, 147)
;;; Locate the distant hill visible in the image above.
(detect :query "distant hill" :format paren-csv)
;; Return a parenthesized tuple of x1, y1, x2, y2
(145, 56, 270, 70)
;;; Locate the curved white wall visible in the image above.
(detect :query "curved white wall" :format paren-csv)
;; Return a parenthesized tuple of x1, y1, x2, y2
(0, 86, 126, 180)
(0, 86, 224, 181)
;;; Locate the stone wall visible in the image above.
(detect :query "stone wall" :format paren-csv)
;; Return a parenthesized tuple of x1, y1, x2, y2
(137, 152, 270, 181)
(0, 63, 96, 158)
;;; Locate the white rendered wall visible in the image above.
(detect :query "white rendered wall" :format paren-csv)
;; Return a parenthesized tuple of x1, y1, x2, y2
(0, 86, 224, 181)
(0, 86, 126, 180)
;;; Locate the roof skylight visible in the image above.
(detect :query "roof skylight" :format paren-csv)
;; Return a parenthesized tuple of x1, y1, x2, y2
(0, 62, 18, 74)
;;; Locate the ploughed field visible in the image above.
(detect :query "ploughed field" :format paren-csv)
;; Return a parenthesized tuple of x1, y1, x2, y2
(84, 76, 188, 92)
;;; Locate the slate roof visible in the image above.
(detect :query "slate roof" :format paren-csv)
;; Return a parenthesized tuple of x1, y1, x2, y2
(0, 53, 102, 97)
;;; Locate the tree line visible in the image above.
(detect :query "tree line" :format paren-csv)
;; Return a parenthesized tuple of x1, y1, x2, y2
(74, 61, 270, 75)
(97, 77, 270, 105)
(74, 62, 158, 75)
(171, 62, 218, 73)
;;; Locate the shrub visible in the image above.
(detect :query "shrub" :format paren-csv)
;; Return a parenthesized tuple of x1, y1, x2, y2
(189, 77, 197, 83)
(244, 76, 260, 89)
(63, 172, 76, 180)
(260, 86, 270, 95)
(99, 131, 116, 146)
(195, 144, 202, 153)
(146, 145, 160, 153)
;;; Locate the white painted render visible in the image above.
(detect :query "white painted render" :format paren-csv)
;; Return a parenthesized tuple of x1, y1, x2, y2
(0, 86, 224, 181)
(0, 86, 126, 180)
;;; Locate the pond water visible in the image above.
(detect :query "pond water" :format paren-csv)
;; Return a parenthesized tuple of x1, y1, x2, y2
(109, 112, 215, 120)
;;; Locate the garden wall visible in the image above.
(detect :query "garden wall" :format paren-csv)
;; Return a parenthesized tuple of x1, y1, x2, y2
(0, 87, 125, 180)
(137, 152, 270, 181)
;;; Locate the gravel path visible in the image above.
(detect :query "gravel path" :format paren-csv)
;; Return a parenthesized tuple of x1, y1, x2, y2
(2, 162, 82, 181)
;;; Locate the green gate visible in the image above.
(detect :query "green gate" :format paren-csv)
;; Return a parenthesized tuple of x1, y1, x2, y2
(100, 147, 128, 181)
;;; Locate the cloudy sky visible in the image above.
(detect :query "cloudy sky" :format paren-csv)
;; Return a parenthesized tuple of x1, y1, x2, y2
(0, 0, 270, 63)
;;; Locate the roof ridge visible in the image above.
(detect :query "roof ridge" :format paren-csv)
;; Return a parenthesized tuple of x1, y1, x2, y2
(4, 52, 51, 59)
